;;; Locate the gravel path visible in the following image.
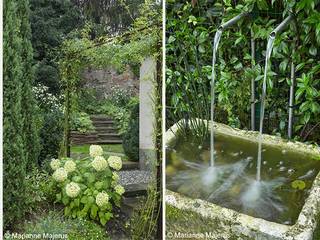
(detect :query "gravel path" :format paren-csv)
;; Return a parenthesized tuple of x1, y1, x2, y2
(119, 170, 153, 186)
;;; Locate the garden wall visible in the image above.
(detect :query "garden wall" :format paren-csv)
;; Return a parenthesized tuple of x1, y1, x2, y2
(81, 66, 139, 99)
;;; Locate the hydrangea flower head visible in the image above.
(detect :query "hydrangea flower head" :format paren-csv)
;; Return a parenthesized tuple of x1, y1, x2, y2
(92, 156, 108, 171)
(50, 158, 61, 170)
(112, 172, 119, 182)
(107, 156, 122, 171)
(53, 168, 68, 182)
(95, 192, 109, 207)
(66, 182, 81, 198)
(89, 145, 103, 157)
(114, 185, 125, 195)
(64, 160, 76, 173)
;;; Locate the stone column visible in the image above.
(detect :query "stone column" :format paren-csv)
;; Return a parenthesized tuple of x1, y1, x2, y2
(139, 57, 157, 170)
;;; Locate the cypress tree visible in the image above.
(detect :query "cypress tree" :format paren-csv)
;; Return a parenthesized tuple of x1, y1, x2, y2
(3, 0, 27, 228)
(17, 0, 41, 168)
(4, 0, 40, 228)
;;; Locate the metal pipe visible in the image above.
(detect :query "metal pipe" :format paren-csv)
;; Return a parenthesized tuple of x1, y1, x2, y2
(218, 12, 249, 31)
(250, 29, 255, 131)
(270, 15, 294, 38)
(270, 14, 296, 138)
(288, 61, 295, 139)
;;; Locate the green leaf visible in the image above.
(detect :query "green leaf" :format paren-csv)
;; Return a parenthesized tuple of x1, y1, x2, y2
(198, 45, 206, 53)
(279, 60, 288, 73)
(303, 112, 311, 123)
(100, 216, 107, 226)
(311, 102, 320, 113)
(105, 212, 113, 221)
(168, 36, 176, 44)
(56, 193, 62, 201)
(234, 62, 243, 70)
(94, 181, 104, 190)
(90, 204, 99, 219)
(257, 0, 268, 10)
(309, 46, 317, 56)
(291, 180, 306, 190)
(62, 196, 69, 205)
(64, 206, 71, 216)
(74, 198, 80, 207)
(295, 63, 305, 71)
(81, 196, 88, 204)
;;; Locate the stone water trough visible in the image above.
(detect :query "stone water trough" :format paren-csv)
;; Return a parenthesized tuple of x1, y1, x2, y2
(165, 120, 320, 240)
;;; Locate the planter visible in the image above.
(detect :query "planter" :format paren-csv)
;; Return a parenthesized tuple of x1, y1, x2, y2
(165, 120, 320, 240)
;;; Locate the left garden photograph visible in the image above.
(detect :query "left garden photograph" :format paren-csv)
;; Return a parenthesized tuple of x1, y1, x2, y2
(3, 0, 162, 239)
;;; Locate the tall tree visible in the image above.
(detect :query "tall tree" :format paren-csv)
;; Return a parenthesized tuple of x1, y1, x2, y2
(18, 0, 41, 169)
(30, 0, 83, 93)
(4, 0, 41, 228)
(3, 0, 27, 228)
(72, 0, 144, 34)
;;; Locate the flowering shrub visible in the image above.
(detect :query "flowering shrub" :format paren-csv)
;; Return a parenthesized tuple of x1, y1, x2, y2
(107, 156, 122, 171)
(106, 85, 134, 107)
(33, 83, 62, 111)
(50, 146, 125, 225)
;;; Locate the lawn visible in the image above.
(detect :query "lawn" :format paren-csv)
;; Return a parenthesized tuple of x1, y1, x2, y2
(71, 144, 128, 161)
(71, 144, 124, 154)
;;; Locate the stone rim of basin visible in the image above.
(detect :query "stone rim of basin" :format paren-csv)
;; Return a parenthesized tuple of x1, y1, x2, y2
(165, 119, 320, 240)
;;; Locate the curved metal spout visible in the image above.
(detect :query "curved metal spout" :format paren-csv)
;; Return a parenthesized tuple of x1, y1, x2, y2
(270, 15, 294, 38)
(218, 12, 249, 31)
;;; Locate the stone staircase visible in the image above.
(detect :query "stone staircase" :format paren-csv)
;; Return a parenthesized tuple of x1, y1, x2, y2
(71, 115, 122, 145)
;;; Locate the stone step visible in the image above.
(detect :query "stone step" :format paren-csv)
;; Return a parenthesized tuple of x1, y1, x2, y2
(121, 196, 147, 217)
(70, 130, 96, 135)
(94, 126, 118, 133)
(122, 161, 139, 170)
(123, 183, 148, 197)
(98, 136, 122, 141)
(92, 120, 114, 124)
(93, 122, 115, 128)
(85, 140, 123, 144)
(90, 115, 113, 121)
(97, 133, 121, 140)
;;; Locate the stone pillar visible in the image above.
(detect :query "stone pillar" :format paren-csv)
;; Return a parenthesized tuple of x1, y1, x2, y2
(139, 57, 157, 170)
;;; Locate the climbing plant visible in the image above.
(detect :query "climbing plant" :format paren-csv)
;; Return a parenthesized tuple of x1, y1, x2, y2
(58, 0, 161, 156)
(166, 0, 320, 143)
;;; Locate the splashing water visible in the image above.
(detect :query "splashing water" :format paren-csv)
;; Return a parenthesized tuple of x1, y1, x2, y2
(210, 30, 223, 167)
(256, 35, 276, 181)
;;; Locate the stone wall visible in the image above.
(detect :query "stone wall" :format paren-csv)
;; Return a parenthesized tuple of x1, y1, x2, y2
(81, 66, 139, 99)
(139, 58, 157, 170)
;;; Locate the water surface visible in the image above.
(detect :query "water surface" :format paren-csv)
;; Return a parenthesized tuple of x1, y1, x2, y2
(166, 132, 320, 225)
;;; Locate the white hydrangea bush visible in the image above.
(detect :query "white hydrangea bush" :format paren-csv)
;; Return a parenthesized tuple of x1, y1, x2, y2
(95, 192, 110, 207)
(53, 168, 68, 182)
(66, 182, 81, 198)
(50, 145, 124, 226)
(92, 156, 108, 171)
(107, 156, 122, 171)
(89, 145, 103, 157)
(50, 158, 61, 170)
(64, 160, 76, 173)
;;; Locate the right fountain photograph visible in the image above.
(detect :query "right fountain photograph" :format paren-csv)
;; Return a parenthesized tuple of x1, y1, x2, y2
(165, 1, 320, 239)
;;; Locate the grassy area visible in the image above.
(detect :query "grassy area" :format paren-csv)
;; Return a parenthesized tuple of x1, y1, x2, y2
(71, 144, 124, 154)
(71, 144, 128, 161)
